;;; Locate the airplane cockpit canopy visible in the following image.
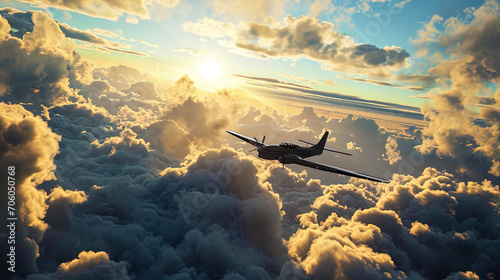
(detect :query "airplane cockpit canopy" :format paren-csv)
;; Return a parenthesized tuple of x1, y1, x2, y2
(279, 142, 299, 149)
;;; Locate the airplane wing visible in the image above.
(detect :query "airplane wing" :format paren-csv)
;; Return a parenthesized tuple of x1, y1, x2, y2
(226, 130, 267, 148)
(290, 156, 389, 183)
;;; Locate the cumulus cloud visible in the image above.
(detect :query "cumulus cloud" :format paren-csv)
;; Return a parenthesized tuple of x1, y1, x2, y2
(183, 15, 410, 76)
(384, 136, 401, 165)
(286, 167, 500, 279)
(0, 103, 60, 274)
(3, 60, 499, 280)
(0, 8, 148, 59)
(0, 9, 79, 108)
(93, 65, 147, 90)
(412, 0, 500, 175)
(56, 251, 130, 280)
(346, 141, 363, 153)
(58, 251, 110, 273)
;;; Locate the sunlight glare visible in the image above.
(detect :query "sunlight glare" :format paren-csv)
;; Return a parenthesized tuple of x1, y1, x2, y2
(199, 60, 221, 80)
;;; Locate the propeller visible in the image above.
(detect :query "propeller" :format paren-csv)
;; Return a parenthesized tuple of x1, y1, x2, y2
(249, 136, 266, 152)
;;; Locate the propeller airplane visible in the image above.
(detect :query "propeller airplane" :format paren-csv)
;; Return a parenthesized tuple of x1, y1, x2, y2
(227, 130, 389, 183)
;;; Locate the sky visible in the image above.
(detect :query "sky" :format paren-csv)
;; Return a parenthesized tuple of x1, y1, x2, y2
(0, 0, 499, 279)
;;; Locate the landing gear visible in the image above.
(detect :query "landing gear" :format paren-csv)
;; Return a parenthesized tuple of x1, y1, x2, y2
(278, 156, 285, 169)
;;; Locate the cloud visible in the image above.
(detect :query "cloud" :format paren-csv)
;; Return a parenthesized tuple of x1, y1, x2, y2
(384, 136, 401, 165)
(346, 141, 363, 153)
(174, 47, 218, 58)
(286, 167, 500, 279)
(411, 14, 444, 46)
(234, 73, 425, 121)
(48, 186, 88, 204)
(0, 9, 157, 60)
(3, 65, 500, 280)
(147, 95, 230, 151)
(182, 17, 240, 38)
(336, 75, 433, 91)
(234, 74, 313, 89)
(58, 22, 108, 45)
(126, 15, 139, 24)
(412, 0, 500, 174)
(56, 251, 130, 280)
(139, 40, 159, 48)
(308, 0, 333, 18)
(58, 251, 110, 273)
(208, 0, 287, 22)
(57, 23, 146, 56)
(183, 15, 410, 76)
(338, 76, 394, 87)
(16, 0, 179, 21)
(0, 103, 61, 274)
(0, 8, 145, 111)
(445, 271, 480, 280)
(93, 65, 147, 90)
(94, 46, 149, 57)
(0, 9, 78, 107)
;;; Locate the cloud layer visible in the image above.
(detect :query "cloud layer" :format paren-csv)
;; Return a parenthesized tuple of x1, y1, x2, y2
(1, 6, 499, 280)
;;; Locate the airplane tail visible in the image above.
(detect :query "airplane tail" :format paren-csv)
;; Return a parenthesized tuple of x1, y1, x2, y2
(312, 131, 329, 152)
(298, 131, 352, 156)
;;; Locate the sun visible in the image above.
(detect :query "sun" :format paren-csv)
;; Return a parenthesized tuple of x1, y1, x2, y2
(199, 60, 222, 80)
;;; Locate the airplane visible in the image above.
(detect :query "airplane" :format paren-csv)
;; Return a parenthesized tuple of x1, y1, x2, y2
(226, 130, 389, 183)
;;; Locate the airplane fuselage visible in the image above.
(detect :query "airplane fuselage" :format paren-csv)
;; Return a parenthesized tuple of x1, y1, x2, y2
(257, 145, 321, 161)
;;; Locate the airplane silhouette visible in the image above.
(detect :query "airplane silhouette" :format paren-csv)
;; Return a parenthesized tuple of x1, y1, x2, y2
(227, 130, 389, 183)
